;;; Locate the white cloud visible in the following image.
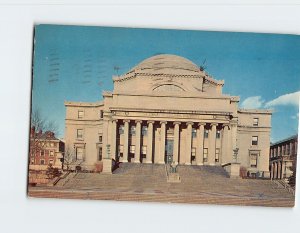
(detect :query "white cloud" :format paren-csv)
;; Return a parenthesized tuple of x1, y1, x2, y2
(241, 96, 265, 109)
(265, 91, 300, 108)
(291, 113, 299, 120)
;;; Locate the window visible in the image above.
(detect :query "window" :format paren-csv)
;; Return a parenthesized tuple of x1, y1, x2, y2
(78, 110, 84, 119)
(191, 147, 196, 161)
(204, 129, 209, 138)
(192, 128, 197, 138)
(142, 146, 147, 155)
(98, 147, 102, 160)
(119, 145, 124, 153)
(270, 149, 273, 158)
(287, 144, 290, 155)
(215, 148, 220, 162)
(279, 147, 282, 156)
(119, 125, 124, 135)
(31, 159, 34, 165)
(130, 126, 136, 136)
(251, 136, 258, 145)
(130, 145, 135, 154)
(40, 150, 44, 157)
(203, 148, 208, 162)
(49, 151, 54, 157)
(216, 130, 221, 139)
(77, 129, 83, 139)
(40, 159, 45, 165)
(49, 159, 54, 165)
(100, 110, 104, 119)
(250, 154, 258, 168)
(191, 147, 196, 156)
(99, 135, 103, 143)
(142, 126, 148, 136)
(76, 147, 84, 160)
(253, 118, 259, 126)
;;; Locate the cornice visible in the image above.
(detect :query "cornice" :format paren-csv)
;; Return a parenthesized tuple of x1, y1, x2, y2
(110, 107, 233, 116)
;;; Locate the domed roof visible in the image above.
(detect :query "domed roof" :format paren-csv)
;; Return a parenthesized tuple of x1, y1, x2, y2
(128, 54, 202, 75)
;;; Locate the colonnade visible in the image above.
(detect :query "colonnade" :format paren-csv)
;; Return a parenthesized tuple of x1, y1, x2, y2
(108, 119, 234, 165)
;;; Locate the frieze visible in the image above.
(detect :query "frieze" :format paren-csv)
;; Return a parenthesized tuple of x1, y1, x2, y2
(114, 110, 230, 121)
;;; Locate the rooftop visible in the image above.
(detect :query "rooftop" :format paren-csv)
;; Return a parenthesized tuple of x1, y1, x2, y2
(127, 54, 204, 76)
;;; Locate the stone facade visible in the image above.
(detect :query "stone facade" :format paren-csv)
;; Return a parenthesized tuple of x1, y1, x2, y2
(65, 54, 272, 177)
(270, 135, 298, 180)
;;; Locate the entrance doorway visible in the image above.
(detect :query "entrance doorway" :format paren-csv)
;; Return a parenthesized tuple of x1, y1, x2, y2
(165, 139, 174, 163)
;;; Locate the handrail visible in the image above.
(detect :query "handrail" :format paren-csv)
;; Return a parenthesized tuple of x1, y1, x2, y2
(272, 179, 295, 196)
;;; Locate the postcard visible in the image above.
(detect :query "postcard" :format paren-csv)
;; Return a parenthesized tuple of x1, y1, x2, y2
(28, 24, 299, 207)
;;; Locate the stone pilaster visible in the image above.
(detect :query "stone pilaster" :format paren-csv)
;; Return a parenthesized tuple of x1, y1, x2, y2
(134, 120, 142, 163)
(122, 119, 130, 162)
(208, 123, 218, 165)
(101, 117, 109, 161)
(159, 121, 167, 164)
(185, 122, 193, 165)
(228, 124, 233, 163)
(196, 122, 205, 165)
(173, 122, 181, 164)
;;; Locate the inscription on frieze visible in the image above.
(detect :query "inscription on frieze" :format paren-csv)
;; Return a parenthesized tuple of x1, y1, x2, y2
(115, 111, 229, 120)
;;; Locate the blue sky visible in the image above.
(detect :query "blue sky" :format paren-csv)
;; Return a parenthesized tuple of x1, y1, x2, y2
(32, 24, 300, 142)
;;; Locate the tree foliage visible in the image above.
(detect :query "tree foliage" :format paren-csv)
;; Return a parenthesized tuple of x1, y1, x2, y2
(46, 164, 61, 179)
(29, 109, 59, 164)
(63, 146, 75, 171)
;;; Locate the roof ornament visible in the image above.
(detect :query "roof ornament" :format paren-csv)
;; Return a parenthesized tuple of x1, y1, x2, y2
(199, 58, 207, 71)
(113, 66, 120, 76)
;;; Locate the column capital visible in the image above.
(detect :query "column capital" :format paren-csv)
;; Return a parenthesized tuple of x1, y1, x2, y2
(123, 119, 130, 123)
(112, 119, 118, 123)
(147, 120, 155, 124)
(210, 122, 218, 127)
(160, 121, 167, 125)
(198, 122, 206, 127)
(186, 121, 194, 126)
(223, 123, 230, 129)
(173, 121, 181, 126)
(135, 120, 142, 124)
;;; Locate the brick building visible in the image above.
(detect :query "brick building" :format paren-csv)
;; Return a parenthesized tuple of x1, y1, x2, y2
(270, 135, 298, 180)
(29, 127, 64, 171)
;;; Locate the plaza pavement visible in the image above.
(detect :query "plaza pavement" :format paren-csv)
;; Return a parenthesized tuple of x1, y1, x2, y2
(28, 163, 295, 207)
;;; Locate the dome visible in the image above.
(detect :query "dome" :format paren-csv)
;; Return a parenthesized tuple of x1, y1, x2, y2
(128, 54, 202, 75)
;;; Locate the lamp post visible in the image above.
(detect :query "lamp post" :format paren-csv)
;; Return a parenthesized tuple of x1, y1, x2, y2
(233, 148, 239, 163)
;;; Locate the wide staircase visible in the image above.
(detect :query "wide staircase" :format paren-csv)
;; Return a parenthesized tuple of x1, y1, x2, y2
(34, 163, 295, 207)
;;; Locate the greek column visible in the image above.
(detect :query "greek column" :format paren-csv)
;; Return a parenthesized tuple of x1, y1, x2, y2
(173, 122, 181, 164)
(196, 122, 205, 165)
(111, 119, 117, 160)
(122, 119, 130, 162)
(208, 123, 218, 165)
(159, 121, 167, 164)
(146, 121, 154, 163)
(134, 120, 142, 163)
(185, 122, 193, 165)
